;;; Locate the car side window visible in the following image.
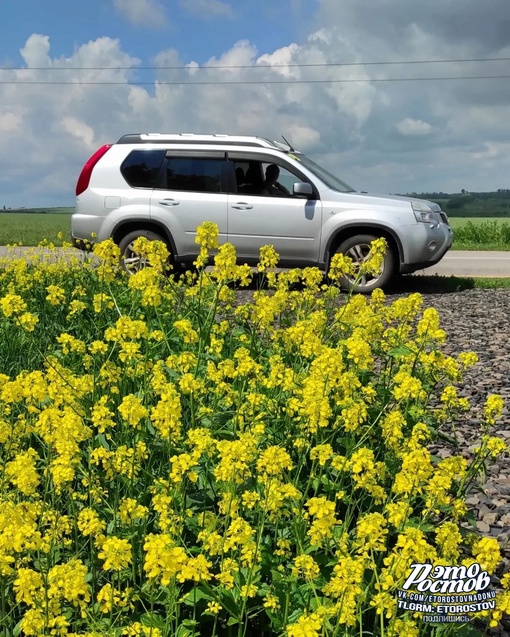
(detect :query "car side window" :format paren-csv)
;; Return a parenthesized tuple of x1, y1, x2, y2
(121, 150, 166, 188)
(233, 160, 306, 197)
(235, 161, 264, 195)
(163, 157, 224, 193)
(262, 162, 306, 197)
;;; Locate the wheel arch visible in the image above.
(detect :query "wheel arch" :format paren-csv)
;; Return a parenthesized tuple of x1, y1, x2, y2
(111, 220, 178, 260)
(324, 224, 404, 270)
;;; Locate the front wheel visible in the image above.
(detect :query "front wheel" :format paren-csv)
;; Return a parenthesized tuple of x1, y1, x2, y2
(333, 234, 396, 293)
(118, 230, 172, 275)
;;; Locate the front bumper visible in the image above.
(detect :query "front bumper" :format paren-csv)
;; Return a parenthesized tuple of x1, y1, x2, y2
(400, 222, 454, 274)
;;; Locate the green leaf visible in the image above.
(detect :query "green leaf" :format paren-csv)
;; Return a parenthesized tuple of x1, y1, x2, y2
(286, 607, 304, 624)
(94, 433, 110, 450)
(219, 590, 241, 620)
(436, 431, 459, 446)
(180, 585, 214, 606)
(270, 568, 288, 585)
(464, 510, 478, 529)
(227, 617, 241, 626)
(140, 612, 166, 630)
(320, 475, 337, 490)
(404, 517, 435, 532)
(388, 345, 414, 357)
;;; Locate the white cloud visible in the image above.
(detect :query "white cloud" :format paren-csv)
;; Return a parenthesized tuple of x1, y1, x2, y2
(0, 34, 142, 203)
(204, 39, 257, 69)
(179, 0, 232, 18)
(0, 30, 379, 205)
(285, 124, 320, 150)
(0, 112, 22, 133)
(4, 1, 510, 206)
(20, 34, 51, 67)
(61, 117, 96, 150)
(257, 44, 301, 78)
(186, 61, 200, 77)
(396, 118, 433, 136)
(113, 0, 168, 28)
(471, 141, 510, 160)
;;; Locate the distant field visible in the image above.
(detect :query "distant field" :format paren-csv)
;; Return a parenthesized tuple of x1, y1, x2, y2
(430, 196, 510, 218)
(0, 209, 509, 250)
(0, 212, 72, 246)
(1, 207, 73, 215)
(449, 217, 506, 229)
(445, 204, 510, 218)
(449, 217, 510, 250)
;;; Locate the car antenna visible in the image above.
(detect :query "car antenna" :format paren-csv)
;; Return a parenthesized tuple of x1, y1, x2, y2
(281, 135, 295, 152)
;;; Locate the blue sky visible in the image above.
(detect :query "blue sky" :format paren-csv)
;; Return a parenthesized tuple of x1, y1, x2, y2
(0, 0, 316, 68)
(1, 0, 510, 207)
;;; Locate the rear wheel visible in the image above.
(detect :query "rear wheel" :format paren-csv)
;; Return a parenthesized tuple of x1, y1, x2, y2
(118, 230, 173, 275)
(333, 233, 395, 293)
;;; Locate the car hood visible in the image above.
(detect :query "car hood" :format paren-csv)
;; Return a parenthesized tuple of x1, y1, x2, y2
(349, 191, 442, 212)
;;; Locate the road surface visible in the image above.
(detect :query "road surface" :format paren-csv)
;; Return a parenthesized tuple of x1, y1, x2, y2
(415, 251, 510, 277)
(0, 247, 509, 278)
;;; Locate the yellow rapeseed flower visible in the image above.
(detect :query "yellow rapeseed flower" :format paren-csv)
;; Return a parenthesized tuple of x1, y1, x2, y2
(0, 293, 26, 317)
(98, 536, 132, 571)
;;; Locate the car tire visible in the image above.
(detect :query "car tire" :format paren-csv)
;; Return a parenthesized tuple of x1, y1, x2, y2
(117, 229, 173, 275)
(333, 234, 395, 293)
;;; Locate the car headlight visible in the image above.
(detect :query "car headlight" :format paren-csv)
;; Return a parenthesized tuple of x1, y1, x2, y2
(411, 201, 436, 223)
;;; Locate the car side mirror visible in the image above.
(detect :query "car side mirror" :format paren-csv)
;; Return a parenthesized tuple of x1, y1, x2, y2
(293, 182, 314, 198)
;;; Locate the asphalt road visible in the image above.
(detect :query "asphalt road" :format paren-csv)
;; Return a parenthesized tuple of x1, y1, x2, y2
(415, 251, 510, 277)
(0, 247, 509, 278)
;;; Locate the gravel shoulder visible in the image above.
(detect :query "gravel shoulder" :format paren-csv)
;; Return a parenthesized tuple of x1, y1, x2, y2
(391, 288, 510, 633)
(396, 288, 510, 548)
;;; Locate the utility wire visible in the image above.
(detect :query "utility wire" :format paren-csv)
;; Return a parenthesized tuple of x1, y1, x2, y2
(0, 75, 510, 85)
(1, 56, 510, 71)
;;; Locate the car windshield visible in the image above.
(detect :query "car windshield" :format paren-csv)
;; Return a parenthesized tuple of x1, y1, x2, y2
(294, 154, 355, 193)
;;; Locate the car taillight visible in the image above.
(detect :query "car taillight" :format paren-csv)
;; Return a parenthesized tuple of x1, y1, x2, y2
(75, 144, 112, 196)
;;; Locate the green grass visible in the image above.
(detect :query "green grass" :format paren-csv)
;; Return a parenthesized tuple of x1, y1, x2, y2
(469, 276, 510, 288)
(0, 212, 71, 246)
(0, 209, 509, 253)
(448, 216, 507, 229)
(449, 218, 510, 250)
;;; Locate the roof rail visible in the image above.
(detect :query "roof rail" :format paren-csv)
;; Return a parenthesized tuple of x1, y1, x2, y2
(115, 133, 291, 150)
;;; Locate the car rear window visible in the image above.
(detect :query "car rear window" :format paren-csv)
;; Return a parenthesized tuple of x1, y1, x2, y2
(121, 150, 166, 188)
(165, 157, 224, 193)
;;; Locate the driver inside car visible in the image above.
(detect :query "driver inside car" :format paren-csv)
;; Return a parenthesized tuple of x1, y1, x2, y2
(260, 164, 291, 196)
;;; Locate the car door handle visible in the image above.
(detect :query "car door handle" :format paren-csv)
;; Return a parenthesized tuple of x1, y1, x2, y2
(231, 202, 253, 210)
(158, 198, 180, 206)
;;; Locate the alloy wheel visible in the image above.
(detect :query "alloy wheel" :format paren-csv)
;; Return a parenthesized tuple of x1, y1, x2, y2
(122, 242, 149, 274)
(343, 242, 385, 289)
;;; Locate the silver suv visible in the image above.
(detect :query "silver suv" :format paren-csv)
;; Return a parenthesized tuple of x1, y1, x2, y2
(72, 133, 453, 292)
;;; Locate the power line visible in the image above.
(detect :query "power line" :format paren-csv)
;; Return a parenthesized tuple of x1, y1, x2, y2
(0, 75, 510, 85)
(1, 56, 510, 71)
